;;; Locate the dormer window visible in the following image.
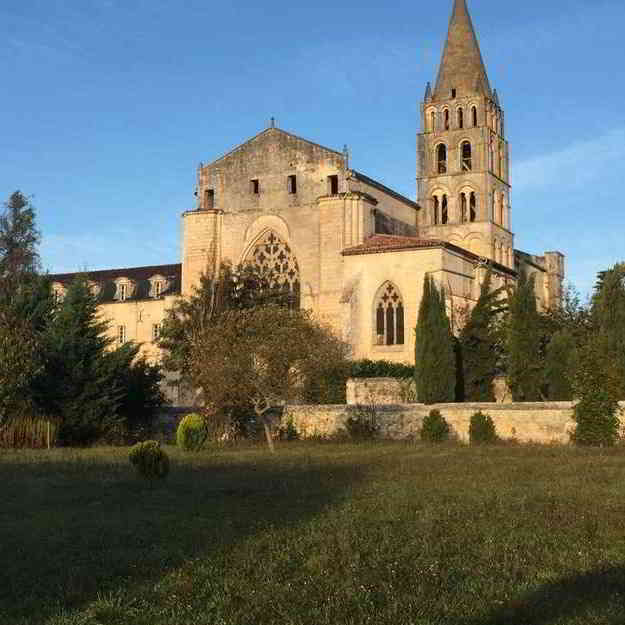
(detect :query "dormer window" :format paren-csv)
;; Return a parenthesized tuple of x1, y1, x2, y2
(115, 278, 134, 302)
(119, 284, 127, 301)
(52, 283, 65, 304)
(149, 275, 168, 298)
(155, 281, 162, 297)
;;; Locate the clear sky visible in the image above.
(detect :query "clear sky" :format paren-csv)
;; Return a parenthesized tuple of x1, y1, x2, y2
(2, 0, 624, 296)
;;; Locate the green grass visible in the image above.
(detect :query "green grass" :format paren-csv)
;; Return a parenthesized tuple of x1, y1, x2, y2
(3, 442, 625, 624)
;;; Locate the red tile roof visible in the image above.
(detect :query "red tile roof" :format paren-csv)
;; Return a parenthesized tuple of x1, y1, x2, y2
(342, 235, 447, 256)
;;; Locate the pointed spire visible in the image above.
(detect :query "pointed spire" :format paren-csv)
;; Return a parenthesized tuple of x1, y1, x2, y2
(433, 0, 491, 101)
(424, 81, 432, 102)
(492, 88, 500, 107)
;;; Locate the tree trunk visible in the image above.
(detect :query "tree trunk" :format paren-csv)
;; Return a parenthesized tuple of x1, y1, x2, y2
(262, 417, 275, 454)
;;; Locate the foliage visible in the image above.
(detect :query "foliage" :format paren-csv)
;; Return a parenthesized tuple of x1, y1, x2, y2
(33, 277, 122, 445)
(544, 329, 576, 400)
(343, 404, 380, 441)
(159, 263, 292, 387)
(0, 416, 58, 449)
(277, 417, 300, 441)
(458, 269, 505, 401)
(506, 273, 544, 401)
(469, 411, 498, 444)
(176, 413, 208, 452)
(414, 275, 456, 404)
(349, 359, 414, 380)
(128, 440, 169, 480)
(420, 409, 450, 443)
(572, 341, 621, 446)
(189, 305, 349, 452)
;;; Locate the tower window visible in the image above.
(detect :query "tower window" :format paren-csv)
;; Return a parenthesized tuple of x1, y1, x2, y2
(470, 192, 477, 222)
(328, 175, 339, 195)
(375, 282, 404, 346)
(461, 141, 472, 171)
(458, 108, 464, 129)
(433, 196, 440, 225)
(287, 175, 297, 194)
(437, 144, 447, 174)
(451, 88, 457, 99)
(442, 195, 448, 225)
(472, 106, 478, 127)
(204, 189, 215, 209)
(461, 193, 467, 223)
(430, 110, 435, 132)
(444, 109, 450, 130)
(250, 179, 260, 194)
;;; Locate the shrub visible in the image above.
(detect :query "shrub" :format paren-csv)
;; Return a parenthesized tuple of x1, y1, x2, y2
(469, 411, 498, 444)
(129, 440, 169, 480)
(343, 404, 380, 441)
(421, 409, 450, 443)
(349, 359, 414, 380)
(176, 413, 208, 451)
(277, 417, 299, 441)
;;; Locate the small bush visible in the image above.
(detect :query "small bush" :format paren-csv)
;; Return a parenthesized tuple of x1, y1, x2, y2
(277, 417, 299, 441)
(469, 411, 498, 444)
(129, 440, 169, 480)
(421, 409, 450, 443)
(350, 359, 414, 380)
(176, 413, 208, 451)
(343, 404, 380, 441)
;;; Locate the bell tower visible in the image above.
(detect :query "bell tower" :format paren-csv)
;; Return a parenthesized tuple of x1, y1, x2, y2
(417, 0, 513, 267)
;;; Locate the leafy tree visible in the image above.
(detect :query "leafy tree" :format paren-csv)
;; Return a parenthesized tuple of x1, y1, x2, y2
(459, 270, 505, 402)
(414, 275, 456, 404)
(506, 273, 543, 401)
(544, 329, 576, 400)
(34, 277, 122, 445)
(189, 306, 349, 452)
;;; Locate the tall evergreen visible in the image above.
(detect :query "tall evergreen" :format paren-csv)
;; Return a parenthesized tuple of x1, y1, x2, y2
(35, 277, 122, 444)
(459, 270, 504, 401)
(414, 275, 456, 404)
(590, 263, 625, 396)
(506, 273, 543, 401)
(544, 329, 576, 400)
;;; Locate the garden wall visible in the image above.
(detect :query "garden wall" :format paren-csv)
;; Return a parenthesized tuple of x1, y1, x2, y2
(285, 402, 625, 444)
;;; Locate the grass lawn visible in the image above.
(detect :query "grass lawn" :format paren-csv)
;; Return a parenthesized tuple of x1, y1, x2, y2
(2, 442, 625, 624)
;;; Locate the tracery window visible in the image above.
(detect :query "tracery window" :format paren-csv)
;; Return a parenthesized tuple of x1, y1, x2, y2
(375, 282, 404, 346)
(245, 230, 301, 304)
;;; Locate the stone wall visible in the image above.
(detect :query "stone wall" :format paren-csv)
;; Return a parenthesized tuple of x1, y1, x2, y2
(284, 402, 625, 445)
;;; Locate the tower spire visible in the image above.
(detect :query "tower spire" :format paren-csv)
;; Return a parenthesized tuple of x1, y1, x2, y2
(433, 0, 491, 100)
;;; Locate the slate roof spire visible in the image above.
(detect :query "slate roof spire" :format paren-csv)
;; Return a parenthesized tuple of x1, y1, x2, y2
(433, 0, 491, 101)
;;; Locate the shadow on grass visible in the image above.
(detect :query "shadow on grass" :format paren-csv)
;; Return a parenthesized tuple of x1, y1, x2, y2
(0, 446, 366, 624)
(465, 565, 625, 625)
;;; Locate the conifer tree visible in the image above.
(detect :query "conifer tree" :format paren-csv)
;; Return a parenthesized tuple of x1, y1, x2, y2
(506, 273, 543, 401)
(414, 275, 456, 404)
(544, 329, 576, 400)
(35, 277, 122, 444)
(459, 270, 504, 401)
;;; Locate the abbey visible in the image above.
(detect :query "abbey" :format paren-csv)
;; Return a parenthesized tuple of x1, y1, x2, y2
(51, 0, 564, 382)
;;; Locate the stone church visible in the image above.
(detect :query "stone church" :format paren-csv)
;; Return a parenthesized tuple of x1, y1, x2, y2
(51, 0, 564, 386)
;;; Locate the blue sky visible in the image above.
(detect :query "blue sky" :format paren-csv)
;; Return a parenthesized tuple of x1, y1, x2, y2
(1, 0, 624, 296)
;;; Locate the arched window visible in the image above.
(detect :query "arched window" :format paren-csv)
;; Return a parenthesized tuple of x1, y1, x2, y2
(499, 142, 505, 178)
(461, 141, 472, 171)
(375, 282, 404, 346)
(489, 137, 495, 171)
(430, 110, 435, 132)
(499, 194, 505, 225)
(457, 108, 464, 129)
(441, 195, 448, 224)
(444, 109, 450, 130)
(433, 195, 440, 225)
(470, 192, 477, 222)
(460, 193, 467, 223)
(437, 144, 447, 174)
(244, 230, 301, 306)
(472, 106, 478, 127)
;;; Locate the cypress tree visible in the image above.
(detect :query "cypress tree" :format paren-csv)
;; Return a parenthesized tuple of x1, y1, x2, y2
(415, 275, 456, 404)
(506, 273, 544, 401)
(459, 270, 504, 402)
(544, 329, 576, 400)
